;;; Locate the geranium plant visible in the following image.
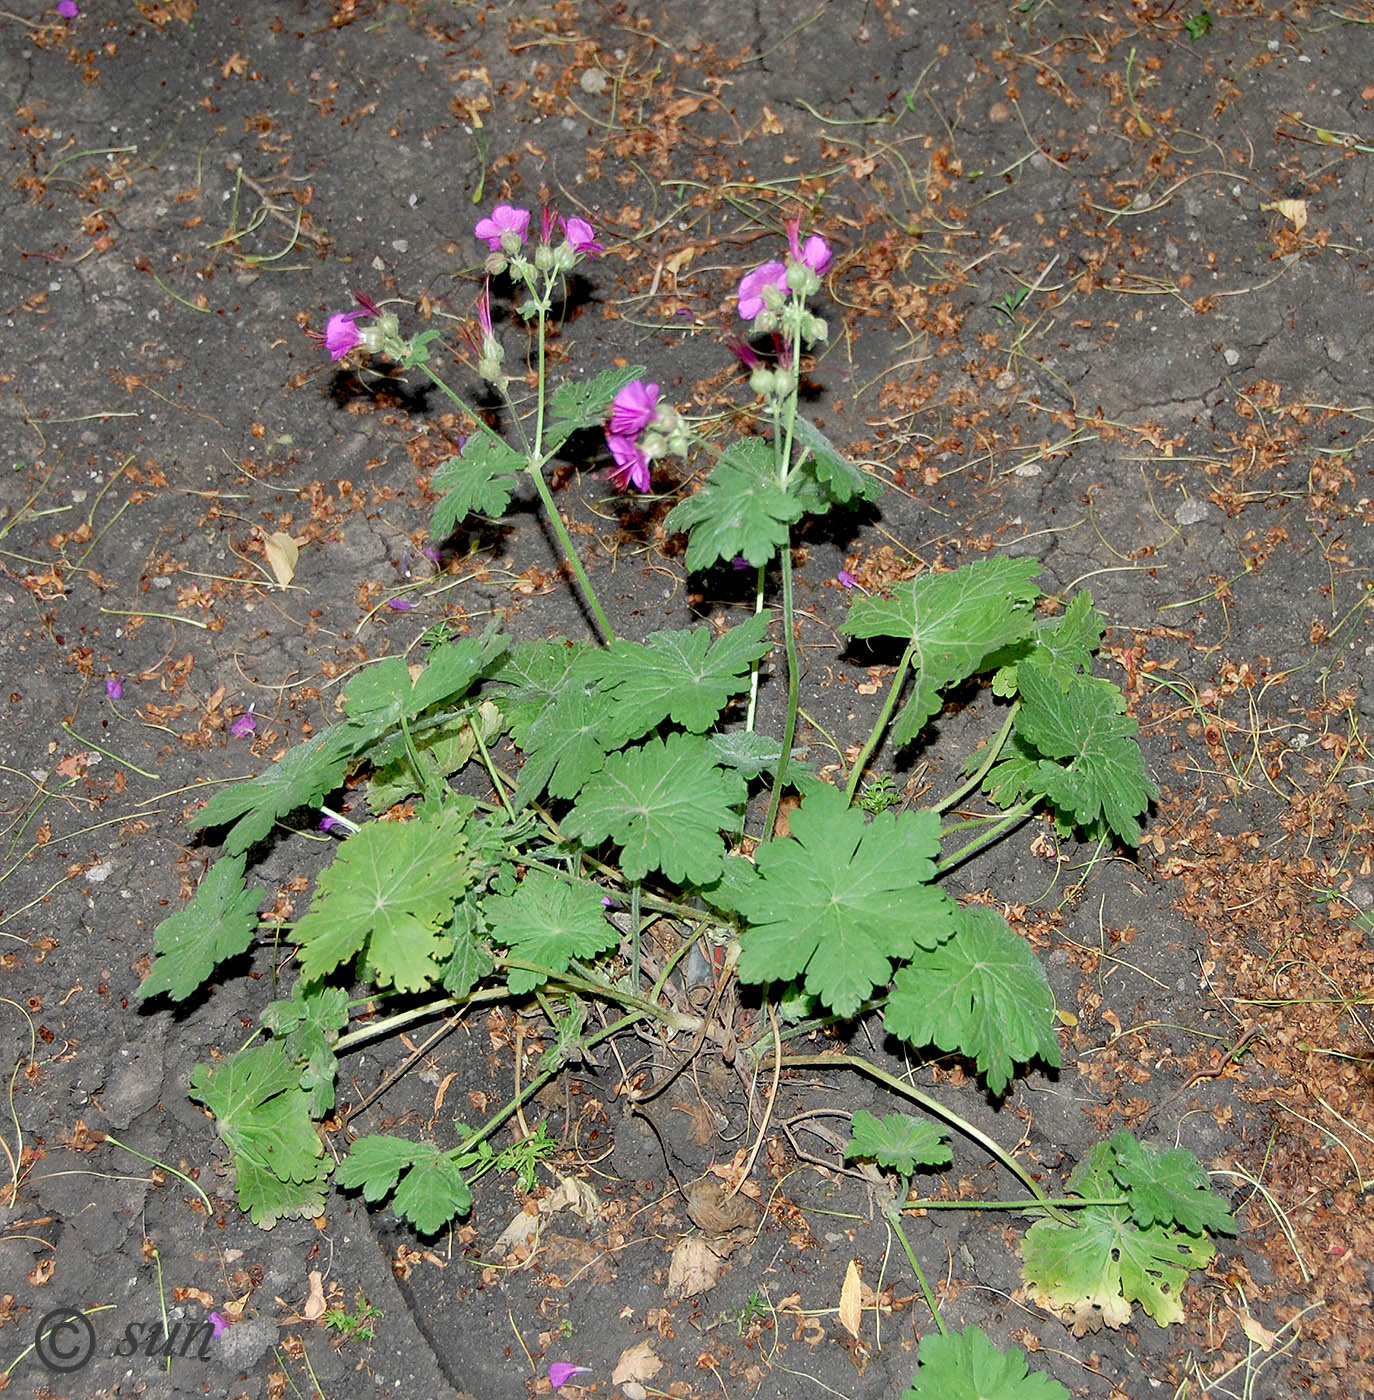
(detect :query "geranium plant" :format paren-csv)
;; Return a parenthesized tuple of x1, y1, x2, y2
(138, 202, 1233, 1386)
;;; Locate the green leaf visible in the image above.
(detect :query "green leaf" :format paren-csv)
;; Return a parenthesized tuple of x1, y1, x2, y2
(490, 643, 611, 805)
(884, 905, 1060, 1097)
(546, 364, 648, 442)
(790, 415, 881, 505)
(663, 437, 803, 570)
(293, 806, 481, 991)
(586, 615, 771, 745)
(991, 590, 1105, 697)
(440, 900, 496, 999)
(189, 1044, 327, 1228)
(485, 869, 619, 995)
(137, 855, 265, 1000)
(344, 628, 506, 736)
(261, 981, 350, 1116)
(1019, 1141, 1215, 1332)
(707, 730, 782, 779)
(192, 725, 360, 855)
(735, 784, 956, 1018)
(562, 734, 747, 885)
(846, 1111, 951, 1176)
(1107, 1131, 1236, 1237)
(392, 1145, 473, 1233)
(902, 1326, 1070, 1400)
(842, 558, 1041, 746)
(367, 701, 504, 811)
(1014, 660, 1156, 845)
(336, 1134, 423, 1202)
(430, 432, 525, 536)
(337, 1136, 473, 1232)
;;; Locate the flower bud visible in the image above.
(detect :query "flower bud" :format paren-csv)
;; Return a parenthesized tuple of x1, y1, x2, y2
(750, 368, 776, 398)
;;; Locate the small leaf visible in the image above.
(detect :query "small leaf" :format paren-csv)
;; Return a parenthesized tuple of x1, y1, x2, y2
(430, 433, 525, 536)
(547, 363, 648, 438)
(563, 734, 747, 885)
(663, 437, 803, 570)
(1107, 1131, 1236, 1237)
(261, 981, 350, 1116)
(846, 1111, 951, 1177)
(391, 1146, 473, 1233)
(485, 869, 619, 995)
(884, 905, 1061, 1097)
(902, 1325, 1070, 1400)
(1014, 660, 1157, 845)
(842, 558, 1041, 746)
(138, 855, 266, 1000)
(735, 784, 956, 1018)
(791, 415, 881, 504)
(336, 1134, 423, 1201)
(192, 725, 362, 854)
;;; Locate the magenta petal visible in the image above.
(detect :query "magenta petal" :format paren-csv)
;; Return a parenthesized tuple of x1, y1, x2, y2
(386, 597, 416, 611)
(207, 1312, 230, 1339)
(737, 261, 788, 319)
(606, 433, 650, 493)
(475, 204, 531, 251)
(324, 311, 363, 360)
(609, 379, 659, 436)
(58, 0, 80, 15)
(230, 712, 256, 739)
(548, 1362, 591, 1390)
(105, 676, 124, 700)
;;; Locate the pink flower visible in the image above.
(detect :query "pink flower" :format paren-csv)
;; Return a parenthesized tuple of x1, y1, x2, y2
(606, 433, 651, 493)
(57, 0, 79, 15)
(609, 379, 660, 436)
(837, 570, 857, 588)
(737, 261, 788, 320)
(474, 204, 531, 251)
(105, 676, 123, 700)
(786, 218, 833, 275)
(323, 311, 363, 360)
(231, 710, 256, 739)
(548, 1362, 591, 1390)
(560, 215, 603, 257)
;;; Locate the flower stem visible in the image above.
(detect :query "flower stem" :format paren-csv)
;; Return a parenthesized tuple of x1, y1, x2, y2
(761, 531, 800, 842)
(750, 1052, 1073, 1224)
(843, 641, 917, 804)
(882, 1201, 949, 1336)
(523, 459, 614, 643)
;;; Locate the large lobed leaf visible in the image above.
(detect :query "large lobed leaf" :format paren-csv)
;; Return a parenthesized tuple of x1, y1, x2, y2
(586, 614, 772, 746)
(902, 1326, 1070, 1400)
(884, 905, 1061, 1097)
(842, 557, 1041, 746)
(735, 783, 956, 1018)
(293, 805, 482, 991)
(1019, 1139, 1218, 1333)
(663, 437, 803, 570)
(563, 733, 747, 885)
(189, 1043, 327, 1227)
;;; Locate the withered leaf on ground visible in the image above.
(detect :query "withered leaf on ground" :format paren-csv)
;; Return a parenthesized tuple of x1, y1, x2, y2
(683, 1177, 760, 1235)
(611, 1339, 663, 1385)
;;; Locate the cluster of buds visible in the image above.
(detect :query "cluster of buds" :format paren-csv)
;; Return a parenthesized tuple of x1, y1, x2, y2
(474, 202, 603, 281)
(735, 218, 832, 349)
(603, 379, 689, 494)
